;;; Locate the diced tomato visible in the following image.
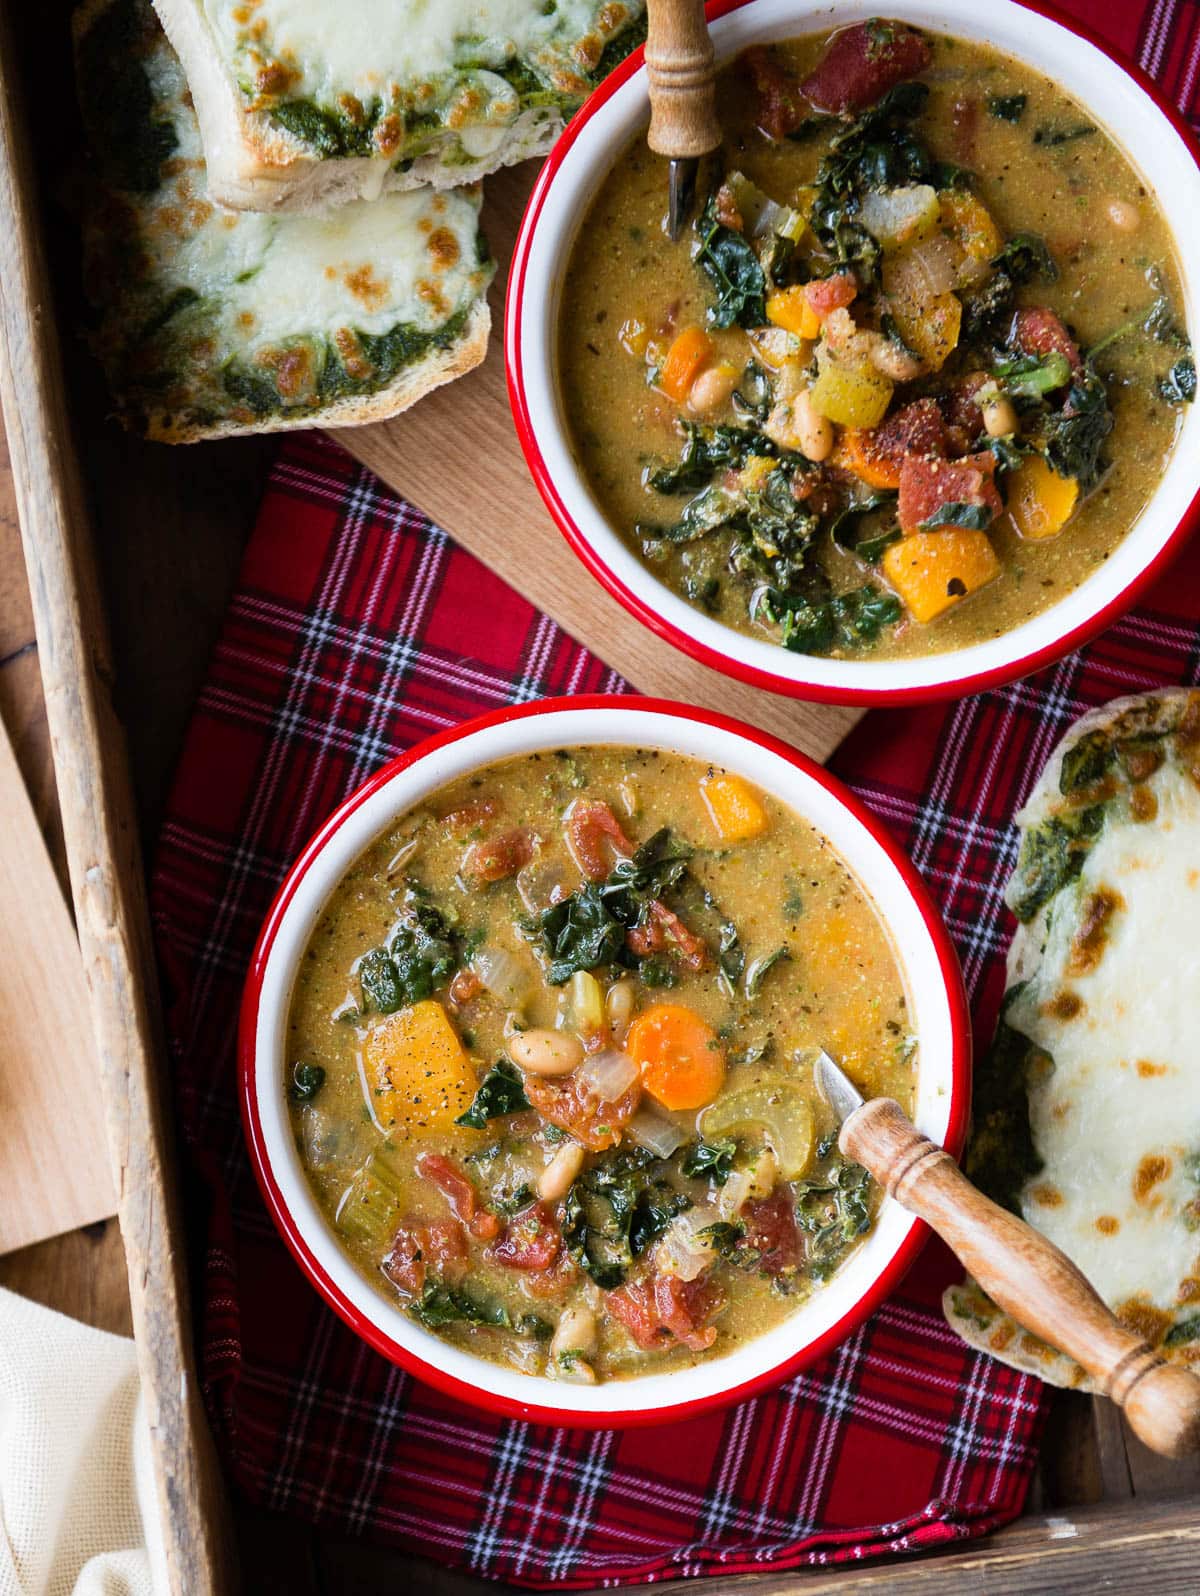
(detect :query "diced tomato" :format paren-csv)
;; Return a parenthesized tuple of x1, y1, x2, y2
(441, 797, 499, 835)
(462, 827, 536, 884)
(800, 21, 932, 115)
(741, 1192, 802, 1276)
(524, 1074, 641, 1152)
(941, 375, 988, 454)
(804, 272, 857, 319)
(416, 1152, 501, 1240)
(489, 1202, 562, 1272)
(841, 399, 947, 489)
(565, 799, 634, 881)
(743, 45, 809, 140)
(625, 899, 710, 972)
(1012, 307, 1081, 375)
(382, 1217, 468, 1296)
(897, 452, 1003, 535)
(607, 1272, 723, 1352)
(523, 1252, 580, 1298)
(713, 182, 744, 232)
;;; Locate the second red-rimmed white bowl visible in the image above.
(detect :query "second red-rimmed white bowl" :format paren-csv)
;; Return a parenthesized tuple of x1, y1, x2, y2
(241, 696, 970, 1427)
(507, 0, 1200, 704)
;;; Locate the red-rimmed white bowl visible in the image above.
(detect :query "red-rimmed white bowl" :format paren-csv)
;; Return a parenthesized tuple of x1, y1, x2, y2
(241, 696, 970, 1427)
(507, 0, 1200, 705)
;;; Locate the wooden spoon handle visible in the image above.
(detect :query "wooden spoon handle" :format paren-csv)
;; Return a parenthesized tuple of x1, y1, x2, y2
(645, 0, 721, 158)
(841, 1097, 1200, 1459)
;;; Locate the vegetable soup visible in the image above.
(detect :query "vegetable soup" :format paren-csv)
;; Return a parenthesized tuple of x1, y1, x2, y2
(286, 746, 915, 1383)
(559, 20, 1193, 661)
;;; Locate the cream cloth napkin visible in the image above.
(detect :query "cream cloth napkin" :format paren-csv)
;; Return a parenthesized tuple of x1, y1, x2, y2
(0, 1288, 167, 1596)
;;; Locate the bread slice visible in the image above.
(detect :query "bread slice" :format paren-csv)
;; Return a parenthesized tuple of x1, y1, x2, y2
(150, 0, 646, 212)
(74, 0, 494, 442)
(945, 689, 1200, 1387)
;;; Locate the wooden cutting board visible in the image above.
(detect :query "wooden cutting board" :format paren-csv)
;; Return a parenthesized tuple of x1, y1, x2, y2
(0, 702, 115, 1253)
(338, 162, 862, 765)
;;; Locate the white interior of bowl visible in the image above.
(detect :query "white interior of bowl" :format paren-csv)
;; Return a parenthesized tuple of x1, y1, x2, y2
(516, 0, 1200, 695)
(252, 705, 960, 1416)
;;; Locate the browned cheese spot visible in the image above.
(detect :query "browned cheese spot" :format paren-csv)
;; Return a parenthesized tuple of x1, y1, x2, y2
(374, 113, 403, 157)
(989, 1323, 1015, 1351)
(1118, 738, 1164, 782)
(1029, 1182, 1064, 1208)
(1042, 988, 1084, 1021)
(255, 57, 300, 98)
(1095, 1214, 1120, 1235)
(337, 94, 366, 125)
(427, 227, 461, 272)
(1130, 783, 1158, 822)
(344, 264, 389, 312)
(1116, 1296, 1174, 1347)
(1178, 693, 1200, 789)
(333, 327, 373, 381)
(417, 279, 449, 317)
(1135, 1059, 1168, 1078)
(1065, 885, 1124, 977)
(1132, 1152, 1172, 1205)
(256, 343, 316, 402)
(1178, 1276, 1200, 1305)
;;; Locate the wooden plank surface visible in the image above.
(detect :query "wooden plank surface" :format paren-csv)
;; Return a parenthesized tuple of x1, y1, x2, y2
(341, 162, 862, 766)
(0, 8, 233, 1591)
(0, 707, 115, 1254)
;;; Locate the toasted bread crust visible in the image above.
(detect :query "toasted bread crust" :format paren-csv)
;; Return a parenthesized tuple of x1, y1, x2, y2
(139, 298, 491, 442)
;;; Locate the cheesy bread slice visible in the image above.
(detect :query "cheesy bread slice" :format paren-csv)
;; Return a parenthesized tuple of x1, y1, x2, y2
(946, 689, 1200, 1386)
(150, 0, 646, 211)
(76, 0, 494, 441)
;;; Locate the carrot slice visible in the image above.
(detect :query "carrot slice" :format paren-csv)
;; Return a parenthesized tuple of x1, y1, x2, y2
(659, 325, 714, 402)
(627, 1003, 726, 1111)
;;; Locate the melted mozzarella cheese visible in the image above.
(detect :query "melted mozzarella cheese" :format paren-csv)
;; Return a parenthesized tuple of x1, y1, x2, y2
(204, 0, 607, 100)
(143, 43, 483, 347)
(1008, 765, 1200, 1311)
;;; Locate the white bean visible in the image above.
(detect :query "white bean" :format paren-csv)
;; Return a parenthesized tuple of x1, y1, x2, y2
(1107, 198, 1141, 233)
(688, 363, 738, 415)
(870, 338, 924, 383)
(981, 395, 1018, 438)
(509, 1028, 583, 1077)
(538, 1140, 586, 1202)
(792, 389, 834, 463)
(605, 979, 637, 1044)
(557, 1357, 597, 1385)
(551, 1305, 598, 1362)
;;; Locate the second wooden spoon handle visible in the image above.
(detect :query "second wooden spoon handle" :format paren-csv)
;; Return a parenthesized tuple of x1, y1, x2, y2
(841, 1097, 1200, 1459)
(645, 0, 721, 157)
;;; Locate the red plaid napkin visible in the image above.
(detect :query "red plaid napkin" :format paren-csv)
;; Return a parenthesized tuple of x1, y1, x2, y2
(150, 3, 1200, 1583)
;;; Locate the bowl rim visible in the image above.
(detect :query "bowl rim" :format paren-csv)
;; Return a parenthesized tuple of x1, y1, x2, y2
(505, 0, 1200, 706)
(239, 694, 971, 1428)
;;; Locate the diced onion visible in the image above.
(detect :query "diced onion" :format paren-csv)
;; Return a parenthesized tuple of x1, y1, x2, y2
(905, 233, 959, 297)
(471, 946, 534, 1009)
(717, 1165, 755, 1220)
(655, 1204, 722, 1280)
(516, 860, 569, 913)
(625, 1103, 685, 1159)
(702, 1082, 814, 1179)
(578, 1047, 639, 1103)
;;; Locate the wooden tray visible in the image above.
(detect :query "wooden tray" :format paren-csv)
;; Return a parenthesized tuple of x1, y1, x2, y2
(0, 3, 1196, 1590)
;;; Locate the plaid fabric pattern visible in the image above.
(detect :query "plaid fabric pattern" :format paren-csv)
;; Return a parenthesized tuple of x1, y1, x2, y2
(150, 2, 1200, 1583)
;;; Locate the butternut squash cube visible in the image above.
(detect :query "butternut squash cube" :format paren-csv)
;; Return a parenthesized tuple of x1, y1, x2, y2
(1006, 454, 1080, 541)
(766, 285, 820, 339)
(883, 529, 1001, 624)
(938, 191, 1003, 270)
(363, 1000, 475, 1137)
(881, 249, 962, 371)
(700, 773, 769, 843)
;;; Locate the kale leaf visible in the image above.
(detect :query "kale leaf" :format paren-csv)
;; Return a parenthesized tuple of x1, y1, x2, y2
(919, 501, 996, 532)
(1161, 354, 1197, 404)
(563, 1146, 690, 1287)
(538, 884, 628, 984)
(681, 1138, 738, 1185)
(1009, 805, 1106, 922)
(1165, 1314, 1200, 1349)
(1058, 729, 1113, 795)
(694, 196, 768, 329)
(646, 423, 773, 495)
(410, 1282, 549, 1338)
(963, 983, 1046, 1213)
(830, 492, 900, 563)
(1043, 367, 1113, 491)
(961, 233, 1057, 340)
(745, 946, 791, 998)
(993, 349, 1072, 401)
(455, 1059, 531, 1129)
(770, 584, 901, 655)
(988, 93, 1027, 122)
(794, 1156, 875, 1281)
(288, 1062, 326, 1103)
(359, 900, 462, 1013)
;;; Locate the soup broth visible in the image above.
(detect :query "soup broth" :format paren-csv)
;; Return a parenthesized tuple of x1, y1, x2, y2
(559, 23, 1192, 661)
(286, 745, 915, 1382)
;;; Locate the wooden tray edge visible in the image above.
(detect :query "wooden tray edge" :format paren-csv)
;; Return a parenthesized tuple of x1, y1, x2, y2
(0, 11, 233, 1593)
